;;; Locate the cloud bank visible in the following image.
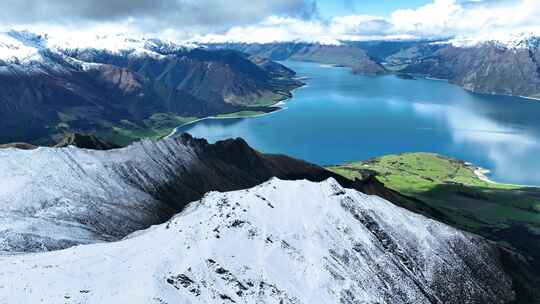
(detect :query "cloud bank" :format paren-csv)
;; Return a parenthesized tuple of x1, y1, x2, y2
(0, 0, 317, 39)
(0, 0, 538, 43)
(195, 0, 540, 43)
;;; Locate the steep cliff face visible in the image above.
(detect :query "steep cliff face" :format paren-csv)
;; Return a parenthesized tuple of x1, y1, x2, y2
(0, 31, 301, 144)
(0, 178, 517, 304)
(0, 134, 341, 252)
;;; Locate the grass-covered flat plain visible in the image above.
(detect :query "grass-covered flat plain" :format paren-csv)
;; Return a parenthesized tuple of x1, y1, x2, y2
(328, 153, 540, 268)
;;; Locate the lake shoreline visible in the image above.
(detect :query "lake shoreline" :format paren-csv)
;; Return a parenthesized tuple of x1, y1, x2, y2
(166, 83, 306, 138)
(174, 60, 540, 186)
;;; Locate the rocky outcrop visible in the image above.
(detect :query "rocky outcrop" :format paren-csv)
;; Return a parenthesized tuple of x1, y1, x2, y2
(54, 133, 121, 150)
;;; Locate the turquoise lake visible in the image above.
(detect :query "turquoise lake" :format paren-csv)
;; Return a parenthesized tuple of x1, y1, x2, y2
(177, 61, 540, 185)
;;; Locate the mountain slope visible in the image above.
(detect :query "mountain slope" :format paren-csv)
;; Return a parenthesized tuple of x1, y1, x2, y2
(329, 153, 540, 259)
(0, 31, 301, 145)
(382, 35, 540, 99)
(329, 152, 540, 302)
(0, 134, 343, 253)
(0, 178, 515, 304)
(208, 42, 386, 75)
(209, 36, 540, 99)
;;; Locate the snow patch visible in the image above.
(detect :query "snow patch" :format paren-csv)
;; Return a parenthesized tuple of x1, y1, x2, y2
(449, 32, 540, 49)
(0, 138, 197, 252)
(0, 30, 198, 68)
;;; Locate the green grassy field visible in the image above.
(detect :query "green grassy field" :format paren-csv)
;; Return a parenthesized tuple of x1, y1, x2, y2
(96, 108, 275, 146)
(328, 152, 540, 260)
(97, 113, 197, 146)
(90, 88, 293, 146)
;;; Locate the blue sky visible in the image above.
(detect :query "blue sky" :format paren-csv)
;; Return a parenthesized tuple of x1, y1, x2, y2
(317, 0, 433, 18)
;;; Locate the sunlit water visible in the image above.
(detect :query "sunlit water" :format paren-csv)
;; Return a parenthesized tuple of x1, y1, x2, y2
(176, 61, 540, 185)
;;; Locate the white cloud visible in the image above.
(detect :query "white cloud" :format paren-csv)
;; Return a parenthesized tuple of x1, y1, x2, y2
(192, 15, 414, 44)
(390, 0, 463, 37)
(0, 0, 318, 39)
(1, 0, 538, 44)
(193, 16, 336, 44)
(192, 0, 540, 43)
(390, 0, 540, 40)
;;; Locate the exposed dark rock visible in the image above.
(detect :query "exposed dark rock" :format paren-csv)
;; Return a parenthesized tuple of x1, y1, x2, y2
(0, 142, 37, 150)
(54, 133, 121, 150)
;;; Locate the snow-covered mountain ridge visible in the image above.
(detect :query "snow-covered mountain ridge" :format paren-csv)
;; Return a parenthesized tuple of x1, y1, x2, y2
(0, 134, 340, 253)
(0, 30, 195, 65)
(0, 137, 196, 251)
(0, 178, 515, 304)
(447, 32, 540, 49)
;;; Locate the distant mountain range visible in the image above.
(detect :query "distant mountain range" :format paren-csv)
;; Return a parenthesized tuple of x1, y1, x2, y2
(208, 42, 386, 75)
(208, 34, 540, 100)
(2, 30, 539, 145)
(0, 31, 301, 145)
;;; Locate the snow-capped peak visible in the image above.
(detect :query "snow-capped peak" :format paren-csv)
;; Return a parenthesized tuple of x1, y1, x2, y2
(0, 31, 45, 63)
(0, 30, 198, 66)
(448, 31, 540, 49)
(0, 178, 514, 303)
(46, 33, 186, 57)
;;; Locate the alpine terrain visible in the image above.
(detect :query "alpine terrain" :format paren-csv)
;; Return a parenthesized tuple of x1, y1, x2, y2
(0, 31, 301, 145)
(209, 33, 540, 99)
(0, 133, 341, 252)
(0, 178, 517, 304)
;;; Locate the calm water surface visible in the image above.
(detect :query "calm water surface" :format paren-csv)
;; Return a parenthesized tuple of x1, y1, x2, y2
(177, 61, 540, 185)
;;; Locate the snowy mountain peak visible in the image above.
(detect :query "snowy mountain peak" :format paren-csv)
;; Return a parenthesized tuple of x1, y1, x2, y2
(0, 178, 514, 303)
(0, 31, 44, 63)
(47, 33, 182, 57)
(6, 30, 46, 48)
(0, 30, 198, 66)
(449, 32, 540, 49)
(508, 32, 540, 49)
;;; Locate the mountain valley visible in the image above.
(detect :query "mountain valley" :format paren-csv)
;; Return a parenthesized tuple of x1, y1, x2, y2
(209, 35, 540, 100)
(1, 7, 540, 302)
(0, 31, 301, 145)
